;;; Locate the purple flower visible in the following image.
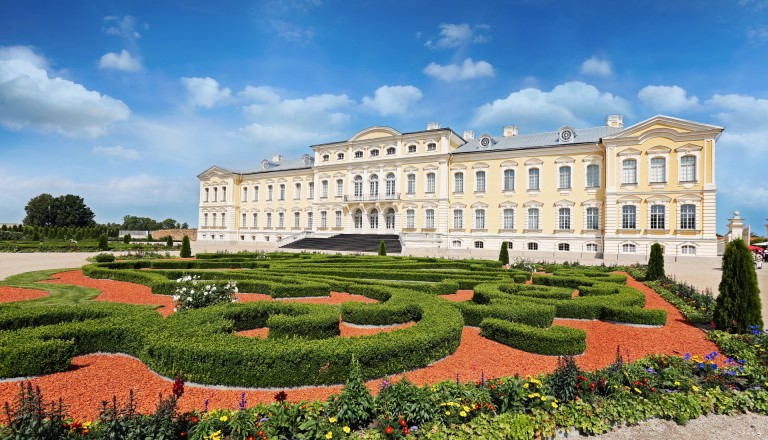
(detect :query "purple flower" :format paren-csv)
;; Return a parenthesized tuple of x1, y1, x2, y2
(203, 399, 209, 413)
(239, 392, 247, 410)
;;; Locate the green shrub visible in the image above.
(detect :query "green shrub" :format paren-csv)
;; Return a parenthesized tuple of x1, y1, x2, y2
(378, 240, 387, 256)
(480, 319, 586, 355)
(329, 356, 374, 430)
(647, 243, 665, 281)
(123, 234, 131, 244)
(714, 239, 762, 333)
(180, 235, 192, 258)
(93, 253, 115, 263)
(548, 355, 582, 403)
(98, 234, 109, 251)
(601, 305, 667, 326)
(165, 235, 173, 248)
(499, 241, 509, 266)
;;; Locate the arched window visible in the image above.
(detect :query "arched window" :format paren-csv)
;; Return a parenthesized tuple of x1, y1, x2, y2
(454, 172, 464, 193)
(321, 180, 328, 198)
(369, 209, 379, 229)
(680, 156, 696, 181)
(681, 245, 696, 255)
(222, 187, 227, 202)
(322, 154, 329, 162)
(370, 149, 379, 157)
(279, 184, 285, 200)
(354, 209, 363, 229)
(622, 205, 637, 229)
(369, 174, 379, 197)
(528, 168, 540, 190)
(427, 142, 437, 151)
(221, 213, 226, 227)
(320, 211, 327, 228)
(425, 208, 435, 228)
(212, 213, 217, 225)
(386, 147, 396, 155)
(336, 179, 344, 197)
(293, 211, 300, 228)
(452, 240, 462, 248)
(405, 209, 415, 228)
(406, 174, 416, 194)
(242, 187, 248, 202)
(475, 171, 486, 192)
(337, 152, 345, 160)
(354, 175, 363, 198)
(267, 185, 273, 201)
(650, 157, 666, 183)
(253, 186, 259, 202)
(558, 166, 571, 190)
(622, 243, 636, 253)
(503, 169, 515, 191)
(213, 187, 218, 202)
(252, 213, 258, 228)
(385, 173, 396, 197)
(407, 144, 417, 153)
(586, 243, 598, 252)
(204, 213, 208, 226)
(242, 212, 247, 227)
(474, 208, 486, 229)
(622, 159, 637, 184)
(354, 150, 363, 158)
(266, 213, 272, 228)
(386, 208, 395, 229)
(277, 212, 284, 228)
(426, 172, 436, 193)
(294, 183, 301, 200)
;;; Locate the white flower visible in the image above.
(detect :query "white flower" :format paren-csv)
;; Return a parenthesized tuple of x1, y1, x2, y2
(172, 295, 180, 301)
(187, 296, 192, 302)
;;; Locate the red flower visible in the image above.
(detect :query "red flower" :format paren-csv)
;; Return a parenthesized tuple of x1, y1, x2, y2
(180, 431, 187, 438)
(248, 436, 255, 440)
(173, 372, 185, 399)
(385, 426, 394, 435)
(403, 427, 409, 435)
(274, 390, 288, 402)
(399, 419, 407, 427)
(191, 416, 199, 424)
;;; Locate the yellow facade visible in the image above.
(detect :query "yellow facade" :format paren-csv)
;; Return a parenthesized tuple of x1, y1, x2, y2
(197, 115, 722, 260)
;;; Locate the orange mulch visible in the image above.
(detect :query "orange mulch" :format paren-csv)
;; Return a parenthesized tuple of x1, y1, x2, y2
(439, 290, 474, 302)
(0, 286, 49, 302)
(0, 270, 720, 420)
(236, 321, 416, 339)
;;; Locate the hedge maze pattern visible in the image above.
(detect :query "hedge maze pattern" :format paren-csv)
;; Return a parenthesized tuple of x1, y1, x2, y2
(0, 254, 666, 387)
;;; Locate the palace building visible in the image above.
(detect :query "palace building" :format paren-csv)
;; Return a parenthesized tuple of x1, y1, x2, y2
(197, 115, 722, 261)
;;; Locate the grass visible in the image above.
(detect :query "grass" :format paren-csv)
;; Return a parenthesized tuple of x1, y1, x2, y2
(1, 269, 102, 306)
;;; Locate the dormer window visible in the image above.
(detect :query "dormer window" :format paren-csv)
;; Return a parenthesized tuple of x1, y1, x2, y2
(558, 126, 576, 143)
(370, 149, 379, 157)
(386, 147, 396, 155)
(407, 144, 417, 153)
(337, 153, 345, 160)
(478, 135, 495, 148)
(322, 154, 329, 162)
(427, 142, 437, 151)
(354, 150, 363, 159)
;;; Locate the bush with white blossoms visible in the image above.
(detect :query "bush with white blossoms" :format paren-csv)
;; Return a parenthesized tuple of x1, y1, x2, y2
(172, 275, 238, 311)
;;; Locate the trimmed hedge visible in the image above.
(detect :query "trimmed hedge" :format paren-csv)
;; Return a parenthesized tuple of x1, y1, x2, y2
(479, 318, 587, 355)
(452, 301, 555, 328)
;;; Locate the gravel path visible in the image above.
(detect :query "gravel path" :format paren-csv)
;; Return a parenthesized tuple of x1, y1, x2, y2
(1, 251, 767, 436)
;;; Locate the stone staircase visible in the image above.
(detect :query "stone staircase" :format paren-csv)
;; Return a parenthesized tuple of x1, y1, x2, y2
(280, 234, 401, 253)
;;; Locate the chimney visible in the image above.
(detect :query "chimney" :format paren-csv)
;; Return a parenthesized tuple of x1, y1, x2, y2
(503, 125, 518, 137)
(272, 154, 282, 162)
(606, 114, 624, 128)
(427, 122, 440, 130)
(463, 130, 475, 141)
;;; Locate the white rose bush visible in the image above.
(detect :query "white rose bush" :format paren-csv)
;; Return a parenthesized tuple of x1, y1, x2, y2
(172, 274, 238, 311)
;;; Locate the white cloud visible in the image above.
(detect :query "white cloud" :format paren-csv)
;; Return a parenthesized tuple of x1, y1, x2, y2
(425, 23, 489, 50)
(638, 85, 699, 112)
(747, 26, 768, 44)
(103, 16, 143, 39)
(98, 50, 141, 72)
(181, 77, 232, 108)
(93, 145, 140, 160)
(706, 93, 768, 155)
(472, 81, 630, 131)
(270, 20, 315, 44)
(423, 58, 494, 81)
(239, 88, 354, 145)
(362, 85, 423, 116)
(580, 56, 612, 76)
(0, 46, 131, 138)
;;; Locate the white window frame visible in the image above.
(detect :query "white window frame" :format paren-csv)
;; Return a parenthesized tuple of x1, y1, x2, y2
(454, 172, 464, 193)
(527, 208, 540, 230)
(475, 170, 486, 193)
(294, 183, 301, 200)
(558, 166, 572, 190)
(622, 243, 637, 253)
(425, 208, 435, 229)
(320, 211, 328, 228)
(503, 169, 515, 191)
(426, 172, 436, 194)
(406, 174, 416, 194)
(336, 179, 344, 197)
(293, 211, 301, 228)
(621, 205, 637, 229)
(254, 186, 259, 202)
(335, 210, 342, 228)
(242, 187, 248, 202)
(586, 207, 600, 230)
(679, 203, 697, 230)
(503, 208, 515, 230)
(453, 209, 463, 229)
(406, 209, 415, 228)
(649, 204, 666, 230)
(586, 164, 600, 188)
(622, 159, 638, 185)
(649, 157, 667, 184)
(558, 207, 571, 230)
(308, 182, 314, 199)
(321, 180, 329, 198)
(474, 208, 486, 229)
(680, 155, 697, 182)
(528, 168, 540, 191)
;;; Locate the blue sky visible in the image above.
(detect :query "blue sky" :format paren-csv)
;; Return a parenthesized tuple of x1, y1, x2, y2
(1, 0, 767, 234)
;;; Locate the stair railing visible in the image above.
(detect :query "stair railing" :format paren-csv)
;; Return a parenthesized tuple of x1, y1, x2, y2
(277, 231, 314, 247)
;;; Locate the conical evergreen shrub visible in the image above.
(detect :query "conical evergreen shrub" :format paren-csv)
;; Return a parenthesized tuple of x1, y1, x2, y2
(98, 234, 109, 251)
(180, 235, 192, 258)
(499, 241, 510, 266)
(378, 240, 387, 256)
(646, 243, 665, 281)
(713, 238, 762, 333)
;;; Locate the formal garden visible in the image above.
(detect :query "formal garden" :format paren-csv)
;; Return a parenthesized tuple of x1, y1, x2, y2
(0, 239, 765, 439)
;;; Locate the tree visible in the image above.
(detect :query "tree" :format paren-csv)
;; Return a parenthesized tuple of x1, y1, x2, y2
(121, 215, 157, 231)
(499, 241, 510, 266)
(646, 243, 665, 281)
(713, 239, 762, 333)
(98, 234, 109, 251)
(181, 222, 189, 229)
(166, 235, 173, 248)
(123, 234, 131, 244)
(180, 235, 192, 258)
(23, 193, 95, 228)
(159, 218, 179, 230)
(378, 240, 387, 256)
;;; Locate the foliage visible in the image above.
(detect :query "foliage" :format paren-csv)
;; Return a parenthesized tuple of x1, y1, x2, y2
(166, 235, 174, 248)
(122, 215, 181, 231)
(714, 239, 762, 333)
(180, 235, 192, 258)
(93, 253, 115, 263)
(97, 234, 109, 251)
(646, 243, 665, 281)
(1, 381, 69, 439)
(499, 241, 509, 266)
(378, 240, 387, 256)
(172, 275, 238, 311)
(23, 193, 96, 228)
(123, 234, 131, 244)
(548, 355, 582, 403)
(328, 356, 374, 429)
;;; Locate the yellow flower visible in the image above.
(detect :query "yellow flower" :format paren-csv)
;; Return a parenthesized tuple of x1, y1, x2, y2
(445, 410, 451, 415)
(326, 431, 333, 439)
(634, 387, 642, 394)
(206, 431, 222, 440)
(674, 381, 680, 386)
(528, 393, 540, 398)
(692, 386, 699, 392)
(219, 415, 228, 422)
(460, 410, 467, 417)
(523, 383, 529, 389)
(329, 417, 337, 423)
(343, 426, 351, 434)
(541, 396, 547, 401)
(462, 405, 470, 412)
(551, 401, 558, 409)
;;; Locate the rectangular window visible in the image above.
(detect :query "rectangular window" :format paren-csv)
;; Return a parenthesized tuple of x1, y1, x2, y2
(650, 205, 665, 229)
(586, 165, 600, 188)
(307, 212, 313, 228)
(503, 208, 514, 229)
(221, 213, 226, 227)
(680, 204, 696, 229)
(204, 213, 208, 226)
(622, 205, 637, 229)
(425, 209, 435, 228)
(650, 158, 666, 183)
(453, 209, 463, 229)
(279, 184, 285, 201)
(294, 183, 301, 200)
(253, 186, 259, 202)
(558, 208, 571, 230)
(267, 185, 273, 201)
(320, 211, 327, 228)
(406, 209, 415, 228)
(242, 187, 248, 202)
(222, 187, 227, 202)
(474, 241, 484, 249)
(528, 242, 538, 251)
(266, 213, 272, 228)
(336, 179, 344, 197)
(454, 172, 464, 193)
(294, 212, 300, 228)
(558, 166, 571, 189)
(426, 173, 436, 193)
(204, 188, 209, 202)
(586, 207, 599, 230)
(213, 188, 218, 202)
(278, 212, 284, 228)
(474, 209, 486, 229)
(308, 182, 314, 199)
(528, 168, 540, 190)
(407, 174, 416, 194)
(242, 213, 247, 227)
(680, 156, 696, 181)
(528, 208, 540, 230)
(475, 171, 486, 192)
(252, 213, 258, 228)
(622, 159, 637, 184)
(335, 211, 342, 228)
(503, 169, 515, 191)
(321, 181, 328, 198)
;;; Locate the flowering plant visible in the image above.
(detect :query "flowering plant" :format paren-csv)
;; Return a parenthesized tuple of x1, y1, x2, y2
(172, 275, 238, 311)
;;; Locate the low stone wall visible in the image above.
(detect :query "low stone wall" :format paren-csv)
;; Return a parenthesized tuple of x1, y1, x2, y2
(151, 229, 197, 241)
